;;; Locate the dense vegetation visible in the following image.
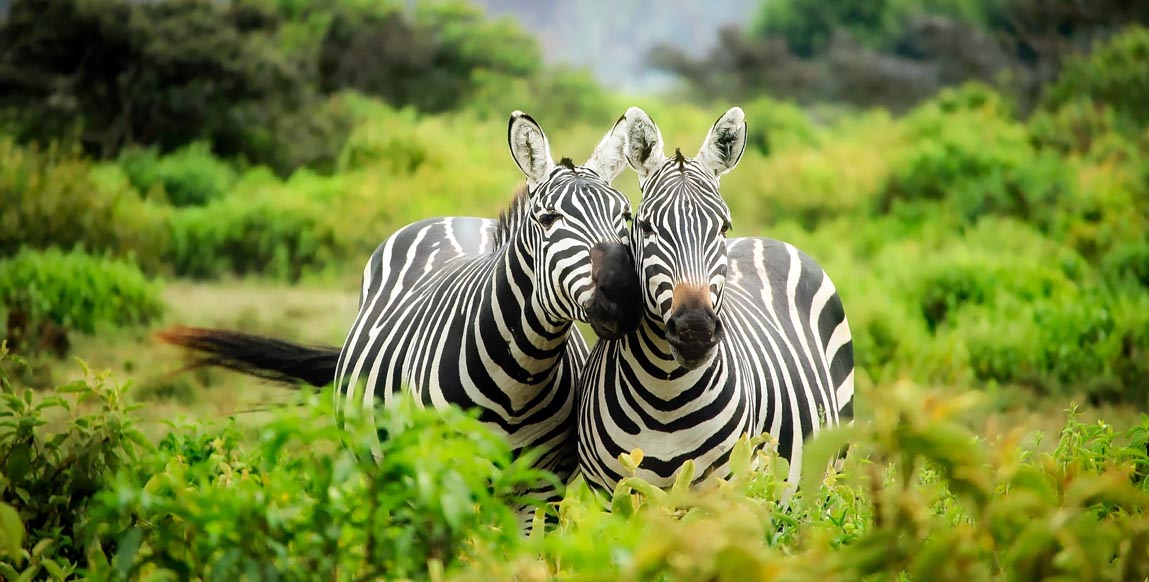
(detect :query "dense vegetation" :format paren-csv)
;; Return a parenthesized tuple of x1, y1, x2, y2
(652, 0, 1149, 111)
(2, 349, 1148, 580)
(2, 0, 1148, 578)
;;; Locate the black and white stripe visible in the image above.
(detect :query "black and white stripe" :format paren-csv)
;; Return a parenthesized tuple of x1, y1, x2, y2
(334, 111, 640, 523)
(577, 107, 854, 495)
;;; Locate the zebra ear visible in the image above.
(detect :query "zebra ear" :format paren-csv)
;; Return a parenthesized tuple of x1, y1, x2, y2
(696, 106, 747, 178)
(623, 106, 666, 180)
(583, 114, 628, 182)
(508, 111, 556, 189)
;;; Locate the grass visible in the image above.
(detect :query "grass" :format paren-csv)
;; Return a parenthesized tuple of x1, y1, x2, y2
(9, 279, 1141, 450)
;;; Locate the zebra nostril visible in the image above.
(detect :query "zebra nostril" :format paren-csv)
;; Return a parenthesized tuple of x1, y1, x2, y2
(666, 318, 678, 337)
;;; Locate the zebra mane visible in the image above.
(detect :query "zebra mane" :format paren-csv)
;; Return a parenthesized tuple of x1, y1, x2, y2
(672, 148, 687, 169)
(493, 183, 532, 249)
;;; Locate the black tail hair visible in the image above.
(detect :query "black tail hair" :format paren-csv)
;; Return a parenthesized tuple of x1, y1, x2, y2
(156, 326, 340, 388)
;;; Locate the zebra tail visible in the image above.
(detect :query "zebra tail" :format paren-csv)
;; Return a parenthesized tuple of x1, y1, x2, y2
(155, 326, 339, 388)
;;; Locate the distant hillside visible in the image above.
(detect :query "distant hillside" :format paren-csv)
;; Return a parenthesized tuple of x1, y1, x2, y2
(473, 0, 757, 92)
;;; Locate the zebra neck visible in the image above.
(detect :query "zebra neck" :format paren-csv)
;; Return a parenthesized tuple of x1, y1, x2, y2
(478, 237, 573, 383)
(631, 316, 719, 384)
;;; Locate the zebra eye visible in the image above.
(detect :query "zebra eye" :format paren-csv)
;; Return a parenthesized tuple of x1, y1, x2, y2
(622, 211, 633, 225)
(637, 219, 655, 237)
(537, 212, 562, 229)
(721, 220, 732, 237)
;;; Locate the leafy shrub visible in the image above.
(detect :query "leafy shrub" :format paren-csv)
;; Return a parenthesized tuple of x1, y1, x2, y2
(3, 351, 1148, 581)
(875, 104, 1067, 227)
(336, 103, 435, 174)
(0, 249, 165, 355)
(741, 95, 820, 155)
(929, 81, 1017, 118)
(87, 393, 546, 580)
(904, 220, 1085, 334)
(451, 383, 1149, 581)
(167, 185, 348, 282)
(0, 350, 149, 579)
(1048, 153, 1149, 285)
(467, 66, 624, 131)
(1029, 99, 1124, 155)
(118, 142, 237, 207)
(1041, 25, 1149, 130)
(722, 112, 899, 229)
(0, 139, 169, 271)
(236, 94, 357, 178)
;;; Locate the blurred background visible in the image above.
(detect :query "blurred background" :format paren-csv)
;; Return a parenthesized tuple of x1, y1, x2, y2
(0, 0, 1146, 434)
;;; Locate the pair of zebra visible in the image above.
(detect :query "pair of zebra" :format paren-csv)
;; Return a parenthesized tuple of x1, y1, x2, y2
(161, 106, 854, 526)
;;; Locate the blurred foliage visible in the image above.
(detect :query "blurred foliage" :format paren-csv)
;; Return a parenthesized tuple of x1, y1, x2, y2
(0, 138, 170, 271)
(118, 143, 237, 208)
(3, 354, 1147, 580)
(0, 249, 165, 356)
(0, 0, 582, 174)
(652, 0, 1149, 112)
(1040, 25, 1149, 130)
(0, 0, 308, 167)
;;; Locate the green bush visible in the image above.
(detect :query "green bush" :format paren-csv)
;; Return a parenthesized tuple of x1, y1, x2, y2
(236, 94, 357, 178)
(166, 184, 350, 281)
(3, 352, 1148, 581)
(0, 249, 165, 355)
(0, 139, 169, 271)
(1029, 99, 1124, 156)
(929, 82, 1018, 118)
(741, 95, 820, 155)
(336, 103, 435, 174)
(467, 66, 624, 131)
(0, 350, 149, 579)
(87, 394, 547, 581)
(875, 104, 1067, 227)
(903, 220, 1086, 332)
(452, 384, 1149, 581)
(118, 142, 237, 207)
(1041, 25, 1149, 130)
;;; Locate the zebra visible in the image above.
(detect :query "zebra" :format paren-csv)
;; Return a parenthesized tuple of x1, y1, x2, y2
(576, 106, 855, 496)
(159, 110, 644, 527)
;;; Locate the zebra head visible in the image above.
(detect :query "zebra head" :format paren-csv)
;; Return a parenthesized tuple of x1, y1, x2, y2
(622, 106, 747, 369)
(507, 111, 643, 340)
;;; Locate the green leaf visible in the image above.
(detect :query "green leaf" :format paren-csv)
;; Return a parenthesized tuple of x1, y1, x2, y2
(799, 425, 856, 495)
(40, 557, 65, 580)
(671, 460, 695, 497)
(729, 434, 752, 480)
(0, 561, 19, 580)
(113, 528, 143, 578)
(0, 502, 25, 561)
(619, 448, 644, 476)
(610, 482, 635, 518)
(618, 477, 668, 506)
(30, 538, 53, 560)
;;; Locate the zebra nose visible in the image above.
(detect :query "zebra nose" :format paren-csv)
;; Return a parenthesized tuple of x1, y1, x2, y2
(666, 308, 721, 345)
(586, 241, 642, 340)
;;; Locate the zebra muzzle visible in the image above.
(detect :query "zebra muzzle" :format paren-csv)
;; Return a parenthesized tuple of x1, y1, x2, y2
(666, 284, 724, 368)
(586, 242, 643, 340)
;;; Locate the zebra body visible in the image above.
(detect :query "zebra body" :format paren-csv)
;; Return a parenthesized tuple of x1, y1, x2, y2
(334, 111, 640, 512)
(335, 212, 588, 475)
(159, 111, 643, 528)
(578, 107, 854, 493)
